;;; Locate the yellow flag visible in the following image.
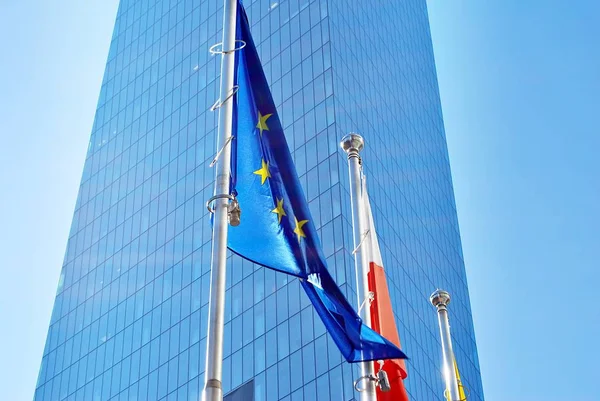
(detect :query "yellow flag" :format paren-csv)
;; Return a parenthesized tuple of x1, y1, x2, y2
(445, 358, 467, 400)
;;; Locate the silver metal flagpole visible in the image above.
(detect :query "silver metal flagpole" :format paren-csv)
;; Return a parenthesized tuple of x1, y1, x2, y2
(341, 133, 377, 401)
(430, 289, 461, 401)
(202, 0, 237, 400)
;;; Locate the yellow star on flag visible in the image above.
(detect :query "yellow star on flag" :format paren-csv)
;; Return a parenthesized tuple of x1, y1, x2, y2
(256, 111, 273, 136)
(271, 198, 287, 224)
(253, 159, 271, 185)
(293, 217, 309, 242)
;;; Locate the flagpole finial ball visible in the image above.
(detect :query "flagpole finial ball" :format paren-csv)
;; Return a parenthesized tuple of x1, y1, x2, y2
(430, 289, 451, 308)
(340, 133, 365, 154)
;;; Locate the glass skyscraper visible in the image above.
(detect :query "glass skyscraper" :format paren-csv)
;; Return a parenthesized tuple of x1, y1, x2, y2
(34, 0, 484, 400)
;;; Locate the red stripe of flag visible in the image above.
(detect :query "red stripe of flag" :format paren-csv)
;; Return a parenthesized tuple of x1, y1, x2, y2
(368, 262, 410, 401)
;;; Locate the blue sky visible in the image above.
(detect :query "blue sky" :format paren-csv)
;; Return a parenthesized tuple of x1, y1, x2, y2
(0, 1, 598, 401)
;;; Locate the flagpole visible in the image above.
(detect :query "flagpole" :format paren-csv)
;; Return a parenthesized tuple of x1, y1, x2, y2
(430, 290, 461, 401)
(341, 133, 377, 401)
(202, 0, 237, 400)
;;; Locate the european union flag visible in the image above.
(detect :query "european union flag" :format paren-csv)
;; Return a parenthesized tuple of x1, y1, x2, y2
(227, 1, 407, 363)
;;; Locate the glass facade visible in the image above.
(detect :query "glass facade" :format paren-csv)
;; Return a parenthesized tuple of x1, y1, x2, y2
(34, 0, 484, 400)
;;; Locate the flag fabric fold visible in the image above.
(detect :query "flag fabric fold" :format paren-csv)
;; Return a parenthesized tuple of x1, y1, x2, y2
(225, 0, 407, 363)
(362, 177, 411, 400)
(445, 358, 467, 401)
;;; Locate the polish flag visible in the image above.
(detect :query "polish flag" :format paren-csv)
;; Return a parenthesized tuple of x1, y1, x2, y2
(363, 178, 410, 401)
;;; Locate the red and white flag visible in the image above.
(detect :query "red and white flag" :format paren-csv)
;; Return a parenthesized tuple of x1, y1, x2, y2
(362, 177, 410, 401)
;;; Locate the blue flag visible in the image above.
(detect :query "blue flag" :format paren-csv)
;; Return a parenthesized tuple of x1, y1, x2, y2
(227, 1, 407, 363)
